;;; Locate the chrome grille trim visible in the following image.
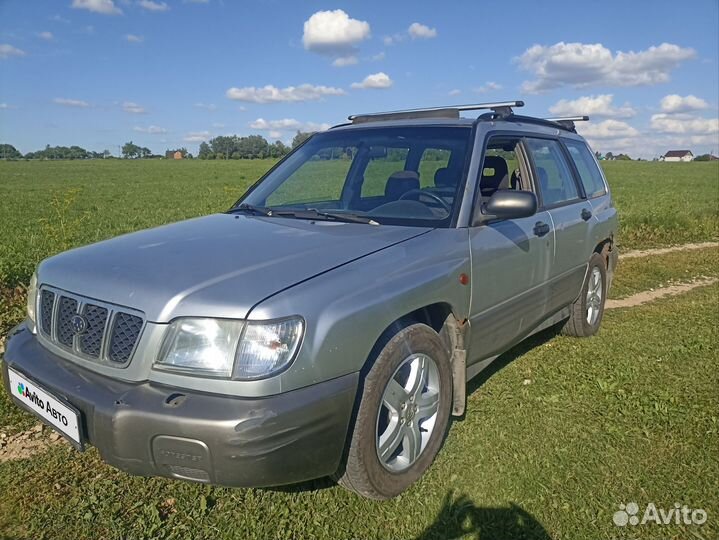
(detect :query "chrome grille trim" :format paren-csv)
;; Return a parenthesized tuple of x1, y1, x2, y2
(37, 285, 145, 368)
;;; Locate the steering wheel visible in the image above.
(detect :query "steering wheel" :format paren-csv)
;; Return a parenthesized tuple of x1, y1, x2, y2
(398, 189, 452, 214)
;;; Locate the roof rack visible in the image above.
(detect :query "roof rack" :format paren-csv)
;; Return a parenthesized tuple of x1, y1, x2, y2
(348, 101, 524, 124)
(544, 116, 589, 131)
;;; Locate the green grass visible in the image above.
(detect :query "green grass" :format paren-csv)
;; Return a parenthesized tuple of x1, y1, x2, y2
(0, 284, 716, 539)
(0, 158, 717, 538)
(609, 246, 719, 299)
(601, 161, 719, 249)
(1, 159, 717, 291)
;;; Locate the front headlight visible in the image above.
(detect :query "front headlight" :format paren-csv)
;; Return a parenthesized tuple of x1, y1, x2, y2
(156, 318, 245, 377)
(26, 272, 38, 327)
(156, 316, 304, 379)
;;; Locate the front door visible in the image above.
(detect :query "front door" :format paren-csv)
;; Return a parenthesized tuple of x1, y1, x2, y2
(468, 136, 554, 361)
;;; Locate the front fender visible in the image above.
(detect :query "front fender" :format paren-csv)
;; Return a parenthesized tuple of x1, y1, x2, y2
(250, 228, 471, 392)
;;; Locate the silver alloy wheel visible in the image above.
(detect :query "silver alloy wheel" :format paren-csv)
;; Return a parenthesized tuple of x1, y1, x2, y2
(586, 266, 603, 325)
(376, 353, 440, 472)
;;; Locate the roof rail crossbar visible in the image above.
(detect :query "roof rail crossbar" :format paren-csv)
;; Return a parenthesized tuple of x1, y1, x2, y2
(544, 116, 589, 131)
(348, 101, 524, 123)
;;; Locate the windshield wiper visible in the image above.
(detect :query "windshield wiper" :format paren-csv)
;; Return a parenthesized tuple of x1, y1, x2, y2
(275, 208, 380, 226)
(227, 203, 274, 216)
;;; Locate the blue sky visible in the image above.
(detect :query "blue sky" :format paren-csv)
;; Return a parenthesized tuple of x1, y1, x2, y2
(1, 0, 717, 158)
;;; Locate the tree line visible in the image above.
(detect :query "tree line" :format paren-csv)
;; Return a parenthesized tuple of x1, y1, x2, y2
(0, 131, 315, 161)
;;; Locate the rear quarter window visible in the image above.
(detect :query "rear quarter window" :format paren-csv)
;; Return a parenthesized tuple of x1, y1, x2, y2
(564, 139, 607, 198)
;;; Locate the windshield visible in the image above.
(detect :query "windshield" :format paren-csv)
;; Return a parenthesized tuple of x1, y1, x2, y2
(235, 126, 472, 227)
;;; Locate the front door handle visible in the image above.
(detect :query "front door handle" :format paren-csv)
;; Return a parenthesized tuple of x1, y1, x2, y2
(581, 208, 593, 221)
(533, 221, 550, 237)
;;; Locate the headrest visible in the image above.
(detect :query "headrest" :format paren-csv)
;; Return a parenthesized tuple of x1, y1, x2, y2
(385, 170, 420, 200)
(480, 156, 510, 194)
(434, 167, 456, 188)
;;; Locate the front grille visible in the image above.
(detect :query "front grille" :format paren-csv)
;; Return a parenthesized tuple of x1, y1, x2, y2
(108, 312, 143, 363)
(38, 287, 144, 367)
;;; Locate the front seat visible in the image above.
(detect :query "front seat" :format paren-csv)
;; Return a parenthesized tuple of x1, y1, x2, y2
(384, 170, 420, 201)
(480, 156, 510, 196)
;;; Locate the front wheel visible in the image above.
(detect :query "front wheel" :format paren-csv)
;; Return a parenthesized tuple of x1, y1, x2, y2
(336, 323, 452, 500)
(562, 252, 607, 337)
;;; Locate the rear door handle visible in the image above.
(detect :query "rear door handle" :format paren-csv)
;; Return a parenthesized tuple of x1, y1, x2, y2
(533, 221, 550, 237)
(581, 208, 592, 221)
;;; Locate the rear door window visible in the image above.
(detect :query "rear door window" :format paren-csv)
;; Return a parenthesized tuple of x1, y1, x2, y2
(525, 138, 580, 207)
(564, 139, 607, 198)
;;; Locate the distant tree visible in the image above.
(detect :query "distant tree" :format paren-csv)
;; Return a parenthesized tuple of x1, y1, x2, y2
(122, 141, 141, 159)
(269, 140, 290, 158)
(594, 150, 602, 160)
(198, 141, 213, 159)
(292, 131, 313, 149)
(605, 152, 614, 161)
(0, 143, 23, 159)
(693, 153, 716, 161)
(614, 153, 632, 161)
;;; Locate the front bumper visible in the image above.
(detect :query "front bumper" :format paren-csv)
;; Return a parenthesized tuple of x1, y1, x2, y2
(2, 324, 358, 487)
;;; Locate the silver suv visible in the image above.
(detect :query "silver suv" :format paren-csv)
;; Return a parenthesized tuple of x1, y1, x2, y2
(3, 101, 618, 499)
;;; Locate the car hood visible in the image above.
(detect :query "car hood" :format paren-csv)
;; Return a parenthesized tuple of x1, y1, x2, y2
(38, 213, 430, 322)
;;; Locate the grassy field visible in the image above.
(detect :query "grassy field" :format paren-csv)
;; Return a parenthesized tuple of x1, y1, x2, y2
(0, 159, 717, 539)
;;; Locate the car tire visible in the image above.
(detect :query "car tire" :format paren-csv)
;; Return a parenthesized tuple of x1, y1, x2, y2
(336, 323, 453, 500)
(562, 252, 607, 337)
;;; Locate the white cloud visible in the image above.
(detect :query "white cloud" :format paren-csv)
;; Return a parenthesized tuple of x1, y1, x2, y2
(408, 22, 437, 39)
(448, 89, 461, 97)
(660, 94, 709, 113)
(351, 72, 393, 89)
(474, 81, 502, 94)
(371, 51, 385, 61)
(38, 31, 54, 41)
(133, 125, 167, 134)
(122, 101, 146, 114)
(576, 119, 639, 139)
(650, 113, 719, 134)
(332, 55, 358, 67)
(138, 0, 169, 11)
(383, 36, 396, 46)
(250, 118, 330, 132)
(0, 103, 13, 109)
(0, 44, 27, 59)
(51, 15, 71, 23)
(549, 94, 636, 118)
(194, 102, 217, 111)
(184, 130, 211, 142)
(517, 42, 696, 93)
(269, 130, 283, 140)
(226, 83, 345, 103)
(53, 97, 90, 108)
(302, 9, 370, 56)
(71, 0, 122, 15)
(125, 34, 144, 43)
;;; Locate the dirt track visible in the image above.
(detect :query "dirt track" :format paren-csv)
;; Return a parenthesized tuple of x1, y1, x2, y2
(605, 277, 718, 309)
(621, 241, 718, 259)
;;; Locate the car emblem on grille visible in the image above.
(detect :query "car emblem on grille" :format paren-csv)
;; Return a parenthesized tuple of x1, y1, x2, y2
(70, 314, 88, 335)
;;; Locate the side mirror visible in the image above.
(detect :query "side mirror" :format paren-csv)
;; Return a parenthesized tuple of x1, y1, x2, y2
(476, 190, 537, 224)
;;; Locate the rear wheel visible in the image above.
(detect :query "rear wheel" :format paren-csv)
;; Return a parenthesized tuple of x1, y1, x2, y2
(336, 323, 452, 500)
(562, 252, 607, 337)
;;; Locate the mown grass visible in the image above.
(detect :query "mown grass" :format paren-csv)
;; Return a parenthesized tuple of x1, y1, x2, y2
(0, 159, 717, 538)
(609, 246, 719, 299)
(0, 284, 716, 539)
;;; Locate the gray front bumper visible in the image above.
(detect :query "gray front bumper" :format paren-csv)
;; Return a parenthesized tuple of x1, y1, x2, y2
(2, 324, 358, 488)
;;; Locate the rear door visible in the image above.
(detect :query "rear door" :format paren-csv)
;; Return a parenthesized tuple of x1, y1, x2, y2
(468, 135, 555, 361)
(524, 137, 592, 312)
